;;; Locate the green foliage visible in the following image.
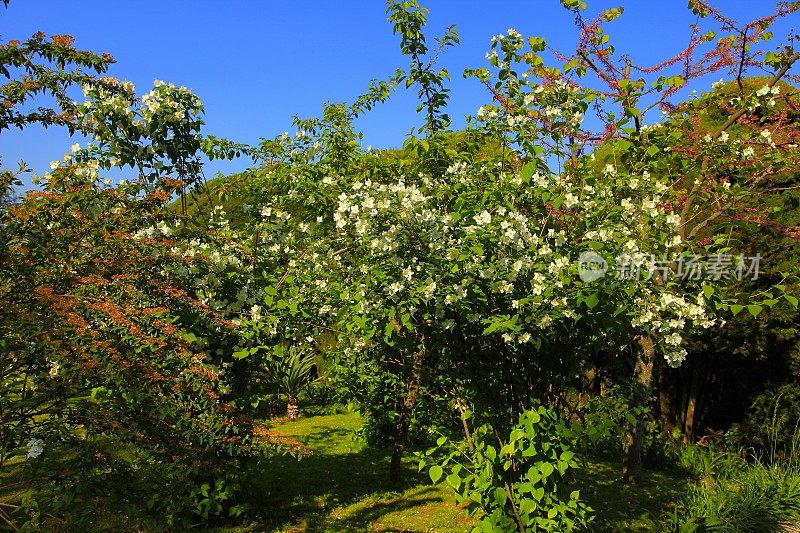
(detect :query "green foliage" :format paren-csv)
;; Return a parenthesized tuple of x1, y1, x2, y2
(670, 461, 800, 532)
(669, 444, 747, 483)
(423, 407, 592, 532)
(572, 385, 660, 462)
(0, 30, 115, 137)
(386, 0, 459, 134)
(737, 384, 800, 463)
(0, 43, 294, 528)
(263, 345, 319, 420)
(4, 0, 800, 528)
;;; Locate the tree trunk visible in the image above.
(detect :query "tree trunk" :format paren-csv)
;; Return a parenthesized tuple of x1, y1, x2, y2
(657, 355, 676, 439)
(622, 335, 656, 484)
(389, 344, 425, 484)
(682, 353, 707, 443)
(286, 394, 299, 421)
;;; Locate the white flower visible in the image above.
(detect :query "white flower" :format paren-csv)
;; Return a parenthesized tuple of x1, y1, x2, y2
(250, 304, 262, 322)
(473, 210, 492, 226)
(719, 131, 729, 142)
(755, 85, 770, 97)
(423, 281, 437, 300)
(49, 161, 60, 170)
(26, 438, 44, 459)
(532, 173, 549, 188)
(70, 143, 81, 153)
(666, 349, 687, 367)
(621, 198, 636, 213)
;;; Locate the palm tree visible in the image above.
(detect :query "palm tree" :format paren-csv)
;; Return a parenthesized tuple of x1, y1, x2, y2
(264, 345, 317, 421)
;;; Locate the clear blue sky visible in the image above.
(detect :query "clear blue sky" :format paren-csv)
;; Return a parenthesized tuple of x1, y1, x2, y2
(1, 1, 797, 186)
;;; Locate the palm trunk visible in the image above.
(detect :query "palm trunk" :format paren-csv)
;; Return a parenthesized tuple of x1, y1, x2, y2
(389, 343, 425, 484)
(286, 394, 299, 421)
(622, 335, 656, 484)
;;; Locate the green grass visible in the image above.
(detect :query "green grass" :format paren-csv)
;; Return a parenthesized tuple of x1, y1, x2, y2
(223, 412, 691, 532)
(1, 412, 693, 532)
(234, 412, 473, 532)
(574, 458, 689, 531)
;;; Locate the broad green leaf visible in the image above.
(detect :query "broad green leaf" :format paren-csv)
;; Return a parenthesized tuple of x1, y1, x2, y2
(429, 465, 443, 483)
(747, 304, 763, 317)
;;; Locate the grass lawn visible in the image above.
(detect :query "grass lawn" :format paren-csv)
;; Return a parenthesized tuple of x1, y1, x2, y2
(234, 412, 473, 532)
(1, 411, 692, 531)
(227, 411, 692, 532)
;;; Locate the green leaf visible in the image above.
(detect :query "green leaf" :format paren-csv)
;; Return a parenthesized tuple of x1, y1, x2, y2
(703, 285, 714, 299)
(521, 161, 536, 183)
(429, 465, 443, 483)
(232, 349, 250, 360)
(446, 473, 461, 488)
(540, 462, 555, 478)
(784, 294, 798, 308)
(747, 304, 763, 317)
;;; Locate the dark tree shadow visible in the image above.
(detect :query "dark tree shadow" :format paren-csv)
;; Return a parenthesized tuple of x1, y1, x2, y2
(241, 424, 440, 532)
(571, 458, 690, 532)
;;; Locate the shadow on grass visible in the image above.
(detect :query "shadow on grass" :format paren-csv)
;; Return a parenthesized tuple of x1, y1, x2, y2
(305, 489, 442, 533)
(243, 422, 435, 531)
(573, 458, 690, 532)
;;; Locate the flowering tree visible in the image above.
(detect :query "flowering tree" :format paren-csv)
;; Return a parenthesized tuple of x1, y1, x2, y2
(0, 74, 302, 528)
(4, 0, 798, 529)
(182, 3, 799, 519)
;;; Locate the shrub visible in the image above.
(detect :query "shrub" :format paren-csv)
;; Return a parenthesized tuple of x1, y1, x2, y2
(737, 384, 800, 463)
(671, 461, 800, 532)
(423, 406, 593, 532)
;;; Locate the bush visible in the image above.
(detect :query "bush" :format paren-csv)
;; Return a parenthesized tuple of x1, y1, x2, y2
(669, 443, 747, 484)
(423, 406, 593, 532)
(736, 384, 800, 463)
(573, 385, 664, 464)
(671, 461, 800, 532)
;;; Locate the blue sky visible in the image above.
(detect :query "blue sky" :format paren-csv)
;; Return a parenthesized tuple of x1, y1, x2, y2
(1, 1, 797, 186)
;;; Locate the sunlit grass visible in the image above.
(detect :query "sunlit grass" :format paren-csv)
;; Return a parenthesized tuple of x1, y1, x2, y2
(223, 412, 691, 532)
